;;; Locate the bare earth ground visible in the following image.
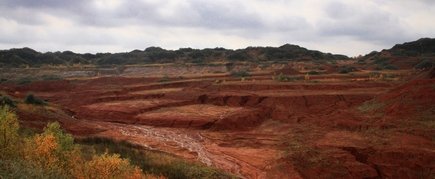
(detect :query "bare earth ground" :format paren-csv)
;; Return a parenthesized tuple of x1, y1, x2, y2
(1, 66, 434, 179)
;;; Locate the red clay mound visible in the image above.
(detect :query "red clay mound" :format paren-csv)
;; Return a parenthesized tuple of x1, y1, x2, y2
(373, 78, 435, 117)
(134, 104, 266, 130)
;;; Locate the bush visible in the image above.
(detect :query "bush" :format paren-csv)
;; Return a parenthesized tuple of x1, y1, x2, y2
(16, 77, 33, 85)
(0, 78, 7, 83)
(0, 106, 158, 179)
(383, 64, 398, 70)
(373, 57, 398, 70)
(0, 106, 20, 159)
(78, 137, 232, 179)
(24, 94, 46, 105)
(414, 59, 433, 70)
(338, 66, 356, 74)
(0, 95, 16, 108)
(357, 100, 385, 113)
(227, 51, 250, 61)
(158, 75, 171, 83)
(307, 71, 320, 75)
(275, 73, 302, 82)
(41, 75, 63, 81)
(230, 70, 250, 77)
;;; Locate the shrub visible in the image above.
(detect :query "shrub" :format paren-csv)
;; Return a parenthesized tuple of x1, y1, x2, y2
(0, 106, 20, 159)
(357, 100, 385, 113)
(78, 137, 233, 179)
(17, 77, 33, 85)
(0, 78, 7, 83)
(357, 59, 366, 64)
(158, 75, 171, 83)
(275, 73, 302, 82)
(373, 57, 389, 64)
(41, 75, 63, 81)
(375, 62, 398, 70)
(230, 70, 250, 77)
(24, 94, 46, 105)
(382, 64, 398, 70)
(227, 51, 250, 61)
(0, 108, 157, 179)
(373, 57, 398, 70)
(307, 71, 320, 75)
(81, 152, 144, 179)
(338, 66, 356, 74)
(414, 59, 433, 70)
(0, 95, 16, 107)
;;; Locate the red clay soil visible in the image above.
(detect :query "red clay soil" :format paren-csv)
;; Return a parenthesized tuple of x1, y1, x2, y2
(1, 73, 434, 179)
(374, 78, 435, 117)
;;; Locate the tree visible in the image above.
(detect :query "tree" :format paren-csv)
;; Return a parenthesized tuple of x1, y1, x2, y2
(83, 152, 144, 179)
(43, 122, 74, 151)
(24, 134, 59, 171)
(0, 106, 20, 159)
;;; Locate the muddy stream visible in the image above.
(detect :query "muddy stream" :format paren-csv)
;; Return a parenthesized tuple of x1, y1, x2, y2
(92, 122, 266, 178)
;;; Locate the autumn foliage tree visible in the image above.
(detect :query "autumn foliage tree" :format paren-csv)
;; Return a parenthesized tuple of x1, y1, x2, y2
(0, 106, 20, 159)
(0, 106, 160, 179)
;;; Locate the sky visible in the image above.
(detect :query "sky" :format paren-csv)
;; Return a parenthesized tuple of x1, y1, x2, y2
(0, 0, 434, 56)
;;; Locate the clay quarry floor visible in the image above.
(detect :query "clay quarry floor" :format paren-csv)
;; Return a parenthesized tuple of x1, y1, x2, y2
(2, 73, 434, 179)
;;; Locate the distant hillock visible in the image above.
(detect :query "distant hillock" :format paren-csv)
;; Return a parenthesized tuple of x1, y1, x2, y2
(390, 38, 435, 56)
(359, 38, 435, 70)
(0, 44, 348, 67)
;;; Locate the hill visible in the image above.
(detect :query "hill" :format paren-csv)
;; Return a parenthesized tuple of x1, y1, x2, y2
(0, 44, 348, 67)
(358, 38, 435, 70)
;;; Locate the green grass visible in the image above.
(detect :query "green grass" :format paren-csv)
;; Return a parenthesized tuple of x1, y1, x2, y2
(357, 100, 385, 113)
(77, 137, 236, 179)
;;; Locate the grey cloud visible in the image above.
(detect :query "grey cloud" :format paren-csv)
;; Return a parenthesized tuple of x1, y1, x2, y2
(0, 0, 434, 56)
(0, 0, 308, 34)
(0, 0, 80, 8)
(77, 0, 265, 30)
(189, 1, 263, 29)
(318, 1, 411, 45)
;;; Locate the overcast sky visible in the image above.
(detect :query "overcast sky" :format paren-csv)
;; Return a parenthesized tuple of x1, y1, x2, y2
(0, 0, 434, 56)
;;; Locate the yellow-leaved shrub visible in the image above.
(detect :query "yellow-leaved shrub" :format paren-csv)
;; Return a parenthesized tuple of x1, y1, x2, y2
(0, 106, 163, 179)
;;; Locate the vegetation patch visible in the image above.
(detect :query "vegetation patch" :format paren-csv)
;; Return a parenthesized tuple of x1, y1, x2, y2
(0, 107, 161, 178)
(373, 57, 398, 70)
(357, 100, 385, 113)
(0, 95, 16, 108)
(158, 75, 171, 83)
(24, 94, 46, 105)
(16, 77, 34, 85)
(282, 125, 349, 178)
(78, 137, 235, 179)
(275, 73, 302, 82)
(307, 71, 320, 75)
(338, 66, 356, 74)
(230, 70, 250, 78)
(41, 74, 64, 81)
(414, 59, 433, 70)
